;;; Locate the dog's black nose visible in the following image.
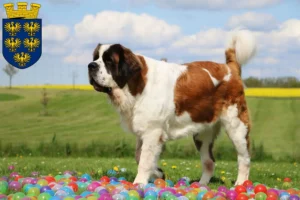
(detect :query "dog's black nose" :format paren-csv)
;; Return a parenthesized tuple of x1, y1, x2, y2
(88, 62, 98, 70)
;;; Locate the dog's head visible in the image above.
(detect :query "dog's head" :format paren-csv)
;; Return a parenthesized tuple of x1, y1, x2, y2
(88, 44, 142, 94)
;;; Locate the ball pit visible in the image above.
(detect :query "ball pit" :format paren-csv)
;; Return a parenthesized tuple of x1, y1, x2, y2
(0, 171, 299, 200)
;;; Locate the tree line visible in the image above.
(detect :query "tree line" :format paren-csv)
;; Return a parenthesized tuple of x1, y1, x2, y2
(243, 76, 300, 88)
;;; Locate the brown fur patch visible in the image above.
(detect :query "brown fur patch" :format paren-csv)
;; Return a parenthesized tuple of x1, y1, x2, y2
(93, 44, 101, 61)
(127, 55, 148, 96)
(204, 160, 214, 172)
(174, 62, 228, 123)
(226, 49, 241, 75)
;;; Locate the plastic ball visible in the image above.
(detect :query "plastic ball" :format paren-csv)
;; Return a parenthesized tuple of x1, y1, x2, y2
(243, 180, 253, 187)
(283, 178, 291, 183)
(37, 180, 48, 187)
(203, 191, 215, 200)
(9, 181, 22, 192)
(236, 193, 249, 200)
(81, 174, 91, 182)
(98, 193, 112, 200)
(107, 170, 117, 177)
(235, 185, 247, 194)
(100, 177, 110, 183)
(227, 190, 238, 200)
(282, 182, 292, 190)
(185, 192, 196, 200)
(254, 185, 267, 194)
(144, 196, 156, 200)
(289, 195, 300, 200)
(255, 192, 267, 200)
(154, 179, 166, 188)
(13, 192, 25, 200)
(27, 187, 40, 196)
(0, 184, 8, 194)
(128, 190, 139, 199)
(38, 193, 52, 200)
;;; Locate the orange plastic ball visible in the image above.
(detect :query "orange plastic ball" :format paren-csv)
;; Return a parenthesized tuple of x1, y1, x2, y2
(176, 189, 187, 196)
(154, 179, 166, 187)
(287, 189, 297, 195)
(203, 191, 215, 200)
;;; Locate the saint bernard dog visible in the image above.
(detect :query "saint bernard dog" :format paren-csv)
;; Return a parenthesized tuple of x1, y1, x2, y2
(88, 30, 256, 186)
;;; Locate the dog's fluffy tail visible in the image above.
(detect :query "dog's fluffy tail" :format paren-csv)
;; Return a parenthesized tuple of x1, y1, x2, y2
(225, 29, 256, 75)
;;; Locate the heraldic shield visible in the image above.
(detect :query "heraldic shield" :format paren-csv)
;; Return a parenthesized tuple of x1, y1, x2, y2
(2, 18, 42, 69)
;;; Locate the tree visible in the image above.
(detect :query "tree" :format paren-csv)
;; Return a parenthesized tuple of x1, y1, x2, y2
(72, 70, 78, 90)
(3, 63, 18, 89)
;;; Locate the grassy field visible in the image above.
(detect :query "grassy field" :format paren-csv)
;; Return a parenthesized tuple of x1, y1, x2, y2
(0, 88, 299, 160)
(0, 157, 299, 188)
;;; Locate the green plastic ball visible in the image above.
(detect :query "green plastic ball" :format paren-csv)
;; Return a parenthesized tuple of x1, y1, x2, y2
(282, 182, 292, 189)
(27, 187, 40, 196)
(126, 196, 139, 200)
(185, 192, 197, 200)
(0, 184, 8, 195)
(37, 180, 48, 187)
(144, 196, 156, 200)
(63, 197, 75, 200)
(166, 195, 177, 200)
(13, 192, 25, 200)
(38, 193, 51, 200)
(255, 192, 267, 200)
(128, 190, 140, 199)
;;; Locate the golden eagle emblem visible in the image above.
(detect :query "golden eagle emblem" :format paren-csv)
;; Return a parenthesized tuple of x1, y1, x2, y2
(4, 22, 21, 36)
(4, 38, 21, 52)
(14, 52, 31, 67)
(24, 22, 40, 36)
(24, 38, 40, 52)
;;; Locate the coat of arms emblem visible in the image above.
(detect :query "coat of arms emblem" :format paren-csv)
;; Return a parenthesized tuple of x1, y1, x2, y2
(2, 2, 42, 69)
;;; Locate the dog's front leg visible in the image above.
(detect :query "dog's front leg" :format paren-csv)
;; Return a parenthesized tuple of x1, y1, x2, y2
(133, 129, 163, 185)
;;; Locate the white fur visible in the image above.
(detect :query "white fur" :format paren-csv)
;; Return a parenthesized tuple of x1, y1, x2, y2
(202, 68, 220, 86)
(226, 29, 257, 66)
(220, 104, 250, 185)
(223, 65, 232, 81)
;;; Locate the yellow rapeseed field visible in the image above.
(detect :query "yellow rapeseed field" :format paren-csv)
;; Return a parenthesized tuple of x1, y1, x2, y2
(3, 85, 300, 97)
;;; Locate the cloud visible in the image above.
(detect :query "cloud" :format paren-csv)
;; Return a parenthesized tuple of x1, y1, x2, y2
(255, 57, 279, 65)
(43, 25, 70, 42)
(227, 12, 278, 31)
(63, 50, 91, 65)
(74, 11, 181, 48)
(63, 11, 300, 78)
(125, 0, 282, 10)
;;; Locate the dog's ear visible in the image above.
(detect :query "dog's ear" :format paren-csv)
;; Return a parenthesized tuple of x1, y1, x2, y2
(108, 44, 141, 88)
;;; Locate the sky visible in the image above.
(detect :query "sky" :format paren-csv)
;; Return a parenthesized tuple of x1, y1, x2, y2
(0, 0, 300, 86)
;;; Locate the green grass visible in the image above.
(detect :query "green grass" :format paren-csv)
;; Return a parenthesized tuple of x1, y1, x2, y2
(0, 93, 23, 101)
(0, 88, 299, 160)
(0, 157, 299, 188)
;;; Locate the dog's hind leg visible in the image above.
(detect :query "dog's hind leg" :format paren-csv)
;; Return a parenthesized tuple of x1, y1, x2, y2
(221, 103, 251, 186)
(193, 122, 220, 185)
